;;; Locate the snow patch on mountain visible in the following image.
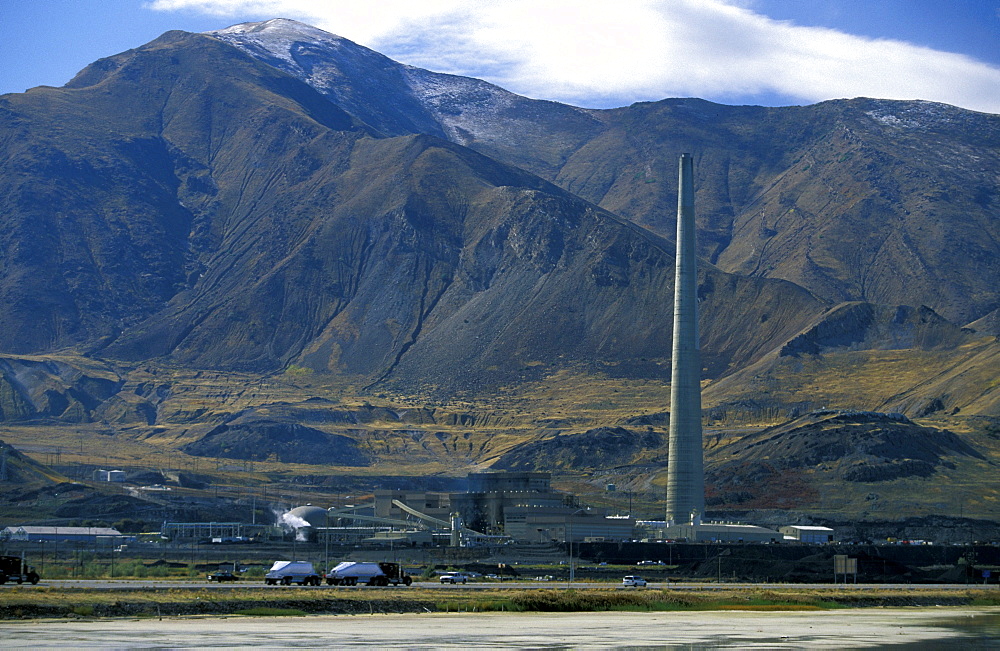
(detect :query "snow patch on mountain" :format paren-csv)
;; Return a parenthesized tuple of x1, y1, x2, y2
(205, 18, 586, 145)
(401, 67, 520, 143)
(210, 19, 349, 60)
(208, 19, 361, 92)
(864, 99, 966, 130)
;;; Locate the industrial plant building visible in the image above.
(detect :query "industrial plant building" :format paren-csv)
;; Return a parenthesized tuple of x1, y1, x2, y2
(281, 471, 639, 545)
(660, 522, 781, 543)
(160, 521, 270, 542)
(279, 461, 811, 546)
(504, 507, 635, 543)
(373, 472, 576, 536)
(780, 525, 836, 543)
(92, 469, 126, 482)
(0, 526, 126, 544)
(448, 471, 569, 534)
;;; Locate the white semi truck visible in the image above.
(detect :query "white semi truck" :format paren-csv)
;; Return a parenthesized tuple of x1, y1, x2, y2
(325, 561, 412, 586)
(264, 560, 322, 586)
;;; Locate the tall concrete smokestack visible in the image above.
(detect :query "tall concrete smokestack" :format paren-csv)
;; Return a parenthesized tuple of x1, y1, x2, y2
(665, 153, 704, 525)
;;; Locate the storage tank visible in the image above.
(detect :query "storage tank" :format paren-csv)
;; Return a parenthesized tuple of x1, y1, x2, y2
(282, 505, 328, 529)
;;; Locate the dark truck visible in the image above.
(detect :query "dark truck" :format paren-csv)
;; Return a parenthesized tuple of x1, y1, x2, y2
(0, 555, 40, 585)
(208, 562, 243, 582)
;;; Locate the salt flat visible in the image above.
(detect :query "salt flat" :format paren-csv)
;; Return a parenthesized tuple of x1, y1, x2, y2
(4, 608, 999, 648)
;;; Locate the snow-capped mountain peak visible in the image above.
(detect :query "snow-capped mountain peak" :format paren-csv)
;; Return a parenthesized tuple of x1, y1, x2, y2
(204, 19, 577, 144)
(208, 18, 354, 69)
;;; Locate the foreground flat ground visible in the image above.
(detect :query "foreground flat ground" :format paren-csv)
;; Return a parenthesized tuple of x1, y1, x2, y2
(2, 608, 999, 648)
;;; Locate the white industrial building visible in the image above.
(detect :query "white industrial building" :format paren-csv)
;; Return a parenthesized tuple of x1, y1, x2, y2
(92, 469, 126, 482)
(780, 525, 835, 543)
(0, 526, 125, 543)
(663, 522, 782, 543)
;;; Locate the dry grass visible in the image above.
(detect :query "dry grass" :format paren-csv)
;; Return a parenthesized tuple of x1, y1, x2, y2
(2, 586, 998, 620)
(3, 348, 1000, 521)
(705, 340, 1000, 418)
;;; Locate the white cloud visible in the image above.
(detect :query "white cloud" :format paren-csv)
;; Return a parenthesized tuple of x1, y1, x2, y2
(148, 0, 1000, 113)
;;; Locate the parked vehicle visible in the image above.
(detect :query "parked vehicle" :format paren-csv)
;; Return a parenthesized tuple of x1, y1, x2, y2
(622, 575, 647, 587)
(264, 560, 322, 586)
(0, 556, 39, 585)
(325, 561, 412, 586)
(439, 572, 469, 584)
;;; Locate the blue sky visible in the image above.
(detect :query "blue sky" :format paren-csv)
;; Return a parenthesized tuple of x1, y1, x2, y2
(2, 0, 999, 113)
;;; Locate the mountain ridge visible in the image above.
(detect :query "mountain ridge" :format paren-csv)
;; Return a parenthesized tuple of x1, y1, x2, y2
(201, 20, 999, 328)
(1, 19, 998, 526)
(2, 26, 841, 395)
(1, 20, 996, 404)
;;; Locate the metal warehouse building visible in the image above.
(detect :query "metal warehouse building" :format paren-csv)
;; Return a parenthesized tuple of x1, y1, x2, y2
(779, 525, 835, 543)
(0, 526, 125, 543)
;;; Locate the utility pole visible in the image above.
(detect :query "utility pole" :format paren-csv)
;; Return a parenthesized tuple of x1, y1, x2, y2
(568, 520, 575, 584)
(324, 510, 330, 574)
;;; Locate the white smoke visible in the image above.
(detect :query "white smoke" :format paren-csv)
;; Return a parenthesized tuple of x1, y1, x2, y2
(280, 510, 312, 541)
(270, 506, 287, 525)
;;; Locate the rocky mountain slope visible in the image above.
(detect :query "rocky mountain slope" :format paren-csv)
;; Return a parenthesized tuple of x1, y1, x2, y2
(1, 20, 995, 396)
(1, 24, 834, 394)
(0, 19, 998, 523)
(213, 20, 1000, 328)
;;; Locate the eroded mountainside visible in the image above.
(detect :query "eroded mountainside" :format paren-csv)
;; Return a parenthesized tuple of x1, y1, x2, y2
(1, 26, 830, 392)
(0, 19, 998, 522)
(212, 20, 1000, 327)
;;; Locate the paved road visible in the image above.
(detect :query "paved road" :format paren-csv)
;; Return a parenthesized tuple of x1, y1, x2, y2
(8, 579, 993, 591)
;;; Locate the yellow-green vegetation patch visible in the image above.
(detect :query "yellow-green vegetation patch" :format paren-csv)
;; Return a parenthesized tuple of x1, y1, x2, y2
(235, 607, 307, 616)
(2, 587, 998, 620)
(702, 602, 827, 611)
(436, 589, 838, 613)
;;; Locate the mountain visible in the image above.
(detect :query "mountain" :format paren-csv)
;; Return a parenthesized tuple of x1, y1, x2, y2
(489, 96, 1000, 328)
(0, 19, 999, 525)
(212, 20, 1000, 328)
(207, 20, 604, 155)
(0, 17, 995, 402)
(0, 23, 831, 394)
(0, 28, 365, 356)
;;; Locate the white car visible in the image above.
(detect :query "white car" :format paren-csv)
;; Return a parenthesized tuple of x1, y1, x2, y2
(439, 572, 469, 584)
(622, 575, 647, 587)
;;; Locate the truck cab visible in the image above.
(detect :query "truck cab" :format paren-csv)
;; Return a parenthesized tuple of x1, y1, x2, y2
(0, 556, 39, 585)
